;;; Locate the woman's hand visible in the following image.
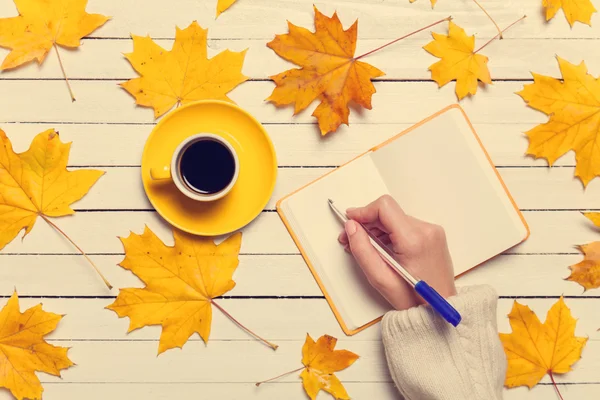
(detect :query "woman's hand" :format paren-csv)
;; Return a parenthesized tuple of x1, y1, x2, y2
(338, 195, 457, 310)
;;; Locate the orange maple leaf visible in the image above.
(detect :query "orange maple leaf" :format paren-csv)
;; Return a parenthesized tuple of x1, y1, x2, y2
(0, 292, 73, 400)
(500, 298, 587, 390)
(267, 6, 384, 136)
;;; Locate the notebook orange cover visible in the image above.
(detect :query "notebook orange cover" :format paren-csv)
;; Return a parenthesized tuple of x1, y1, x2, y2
(277, 104, 530, 335)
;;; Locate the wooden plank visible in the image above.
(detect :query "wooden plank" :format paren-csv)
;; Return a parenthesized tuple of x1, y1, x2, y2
(17, 338, 599, 384)
(0, 39, 597, 80)
(0, 0, 596, 40)
(0, 254, 591, 297)
(6, 297, 596, 342)
(44, 340, 393, 383)
(4, 383, 401, 400)
(2, 122, 571, 168)
(0, 254, 322, 297)
(456, 254, 588, 295)
(0, 211, 596, 255)
(71, 166, 600, 211)
(18, 382, 600, 400)
(0, 211, 297, 255)
(0, 80, 556, 125)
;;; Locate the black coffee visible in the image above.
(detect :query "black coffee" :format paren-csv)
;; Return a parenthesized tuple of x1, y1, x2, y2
(180, 139, 236, 194)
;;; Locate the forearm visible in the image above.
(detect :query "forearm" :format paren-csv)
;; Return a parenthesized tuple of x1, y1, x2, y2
(382, 285, 506, 400)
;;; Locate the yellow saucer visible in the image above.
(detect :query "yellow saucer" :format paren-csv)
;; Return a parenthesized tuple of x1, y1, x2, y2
(141, 100, 277, 236)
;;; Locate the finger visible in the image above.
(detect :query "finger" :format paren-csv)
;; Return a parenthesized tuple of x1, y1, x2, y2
(345, 220, 420, 310)
(367, 227, 386, 237)
(347, 195, 416, 243)
(339, 224, 385, 246)
(345, 220, 398, 285)
(342, 227, 390, 247)
(338, 231, 349, 244)
(347, 195, 408, 229)
(361, 221, 387, 233)
(377, 234, 392, 246)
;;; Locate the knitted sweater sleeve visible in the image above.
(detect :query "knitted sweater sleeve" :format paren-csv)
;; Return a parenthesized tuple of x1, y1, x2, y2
(381, 285, 506, 400)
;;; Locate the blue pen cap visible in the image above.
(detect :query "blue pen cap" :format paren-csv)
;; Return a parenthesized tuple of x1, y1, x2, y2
(415, 281, 461, 327)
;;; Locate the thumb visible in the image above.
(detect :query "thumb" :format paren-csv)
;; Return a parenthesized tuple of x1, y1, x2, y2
(345, 220, 389, 283)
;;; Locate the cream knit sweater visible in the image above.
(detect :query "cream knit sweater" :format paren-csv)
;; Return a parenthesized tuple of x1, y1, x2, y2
(381, 285, 506, 400)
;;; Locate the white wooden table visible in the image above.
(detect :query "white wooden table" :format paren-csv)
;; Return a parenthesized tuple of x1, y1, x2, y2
(0, 0, 599, 398)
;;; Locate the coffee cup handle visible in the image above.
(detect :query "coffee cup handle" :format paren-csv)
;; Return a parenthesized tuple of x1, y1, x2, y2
(150, 166, 172, 181)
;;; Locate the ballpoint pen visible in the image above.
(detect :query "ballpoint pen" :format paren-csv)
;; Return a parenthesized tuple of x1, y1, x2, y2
(328, 198, 461, 327)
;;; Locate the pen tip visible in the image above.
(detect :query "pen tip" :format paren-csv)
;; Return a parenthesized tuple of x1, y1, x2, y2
(327, 198, 333, 205)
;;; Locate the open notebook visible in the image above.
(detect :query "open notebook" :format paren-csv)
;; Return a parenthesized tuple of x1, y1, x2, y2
(277, 105, 530, 335)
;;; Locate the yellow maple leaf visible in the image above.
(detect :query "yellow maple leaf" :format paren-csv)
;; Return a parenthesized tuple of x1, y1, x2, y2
(257, 334, 358, 399)
(0, 292, 73, 400)
(543, 0, 596, 26)
(518, 57, 600, 187)
(107, 227, 276, 354)
(500, 298, 587, 388)
(0, 0, 109, 100)
(424, 21, 491, 100)
(121, 21, 248, 119)
(267, 6, 384, 136)
(410, 0, 438, 7)
(0, 0, 109, 69)
(565, 212, 600, 290)
(583, 211, 600, 227)
(301, 334, 359, 400)
(216, 0, 239, 17)
(0, 129, 104, 251)
(567, 242, 600, 290)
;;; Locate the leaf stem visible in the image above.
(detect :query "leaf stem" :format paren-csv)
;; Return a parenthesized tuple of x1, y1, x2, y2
(472, 0, 502, 39)
(548, 371, 564, 400)
(40, 214, 112, 289)
(474, 15, 527, 54)
(355, 16, 452, 61)
(53, 43, 76, 102)
(211, 299, 278, 350)
(255, 366, 304, 387)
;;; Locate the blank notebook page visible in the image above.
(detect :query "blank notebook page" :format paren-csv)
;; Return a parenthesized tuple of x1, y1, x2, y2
(280, 155, 391, 330)
(372, 107, 528, 274)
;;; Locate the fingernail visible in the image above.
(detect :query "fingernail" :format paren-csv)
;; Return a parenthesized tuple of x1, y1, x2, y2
(346, 207, 356, 213)
(345, 220, 357, 236)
